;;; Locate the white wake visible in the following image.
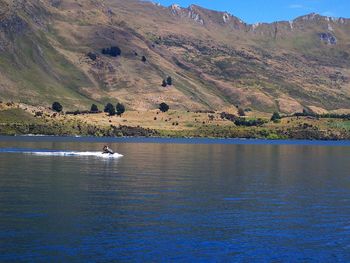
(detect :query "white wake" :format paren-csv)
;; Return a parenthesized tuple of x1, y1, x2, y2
(25, 151, 123, 159)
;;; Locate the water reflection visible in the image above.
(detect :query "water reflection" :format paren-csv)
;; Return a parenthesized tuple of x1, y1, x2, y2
(0, 139, 349, 261)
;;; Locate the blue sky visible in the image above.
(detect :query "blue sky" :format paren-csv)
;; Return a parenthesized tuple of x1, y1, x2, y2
(153, 0, 350, 24)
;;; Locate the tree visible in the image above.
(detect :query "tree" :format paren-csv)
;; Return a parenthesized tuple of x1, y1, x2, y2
(90, 104, 99, 113)
(109, 46, 121, 57)
(52, 102, 63, 113)
(166, 76, 172, 86)
(141, 56, 147, 62)
(108, 107, 116, 116)
(159, 102, 169, 113)
(101, 46, 121, 57)
(116, 103, 125, 116)
(271, 112, 281, 122)
(87, 52, 97, 61)
(238, 108, 245, 117)
(162, 79, 167, 87)
(104, 103, 114, 113)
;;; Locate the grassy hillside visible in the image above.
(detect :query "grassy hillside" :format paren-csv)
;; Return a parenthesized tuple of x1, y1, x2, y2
(0, 108, 39, 123)
(0, 0, 349, 114)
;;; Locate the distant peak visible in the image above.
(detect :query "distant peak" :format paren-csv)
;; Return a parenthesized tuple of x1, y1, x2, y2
(295, 13, 319, 21)
(158, 2, 349, 26)
(292, 12, 349, 25)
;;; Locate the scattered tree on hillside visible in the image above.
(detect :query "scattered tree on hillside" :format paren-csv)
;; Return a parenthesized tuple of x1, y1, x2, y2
(90, 104, 99, 113)
(104, 103, 114, 113)
(116, 103, 126, 116)
(141, 56, 147, 62)
(108, 107, 116, 116)
(87, 52, 97, 61)
(52, 102, 63, 113)
(166, 76, 172, 86)
(102, 48, 108, 55)
(102, 46, 121, 57)
(271, 112, 281, 122)
(162, 79, 167, 87)
(110, 46, 121, 57)
(159, 102, 169, 113)
(238, 108, 245, 117)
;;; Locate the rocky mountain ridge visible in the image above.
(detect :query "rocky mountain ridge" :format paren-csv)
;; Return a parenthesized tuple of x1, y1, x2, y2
(167, 3, 349, 34)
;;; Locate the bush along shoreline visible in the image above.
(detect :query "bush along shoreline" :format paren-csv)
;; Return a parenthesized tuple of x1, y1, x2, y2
(0, 122, 159, 137)
(0, 120, 349, 140)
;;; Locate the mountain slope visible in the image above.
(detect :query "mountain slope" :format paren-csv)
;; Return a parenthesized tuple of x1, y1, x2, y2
(0, 0, 349, 113)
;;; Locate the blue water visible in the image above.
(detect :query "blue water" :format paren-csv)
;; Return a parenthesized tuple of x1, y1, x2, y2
(0, 136, 349, 262)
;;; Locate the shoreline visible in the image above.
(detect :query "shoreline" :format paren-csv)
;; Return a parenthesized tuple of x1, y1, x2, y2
(1, 120, 349, 141)
(1, 135, 350, 146)
(0, 106, 349, 141)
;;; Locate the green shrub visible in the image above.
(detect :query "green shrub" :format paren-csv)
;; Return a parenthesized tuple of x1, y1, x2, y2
(116, 103, 125, 116)
(102, 46, 121, 57)
(52, 102, 63, 112)
(162, 79, 167, 87)
(104, 103, 114, 113)
(271, 112, 281, 122)
(159, 102, 169, 112)
(108, 107, 116, 116)
(90, 104, 99, 113)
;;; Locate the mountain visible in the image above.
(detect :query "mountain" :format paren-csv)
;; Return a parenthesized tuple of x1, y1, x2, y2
(0, 0, 349, 113)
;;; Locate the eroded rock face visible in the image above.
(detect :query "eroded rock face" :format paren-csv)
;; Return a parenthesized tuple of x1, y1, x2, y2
(223, 13, 230, 23)
(319, 32, 337, 45)
(170, 4, 204, 25)
(188, 5, 204, 25)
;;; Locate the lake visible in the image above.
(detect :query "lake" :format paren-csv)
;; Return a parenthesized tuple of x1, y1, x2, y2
(0, 136, 350, 262)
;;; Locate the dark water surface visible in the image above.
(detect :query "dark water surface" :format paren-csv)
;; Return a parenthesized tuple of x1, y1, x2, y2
(0, 136, 350, 262)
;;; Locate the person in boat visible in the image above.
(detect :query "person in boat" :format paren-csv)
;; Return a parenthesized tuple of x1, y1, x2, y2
(102, 145, 114, 154)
